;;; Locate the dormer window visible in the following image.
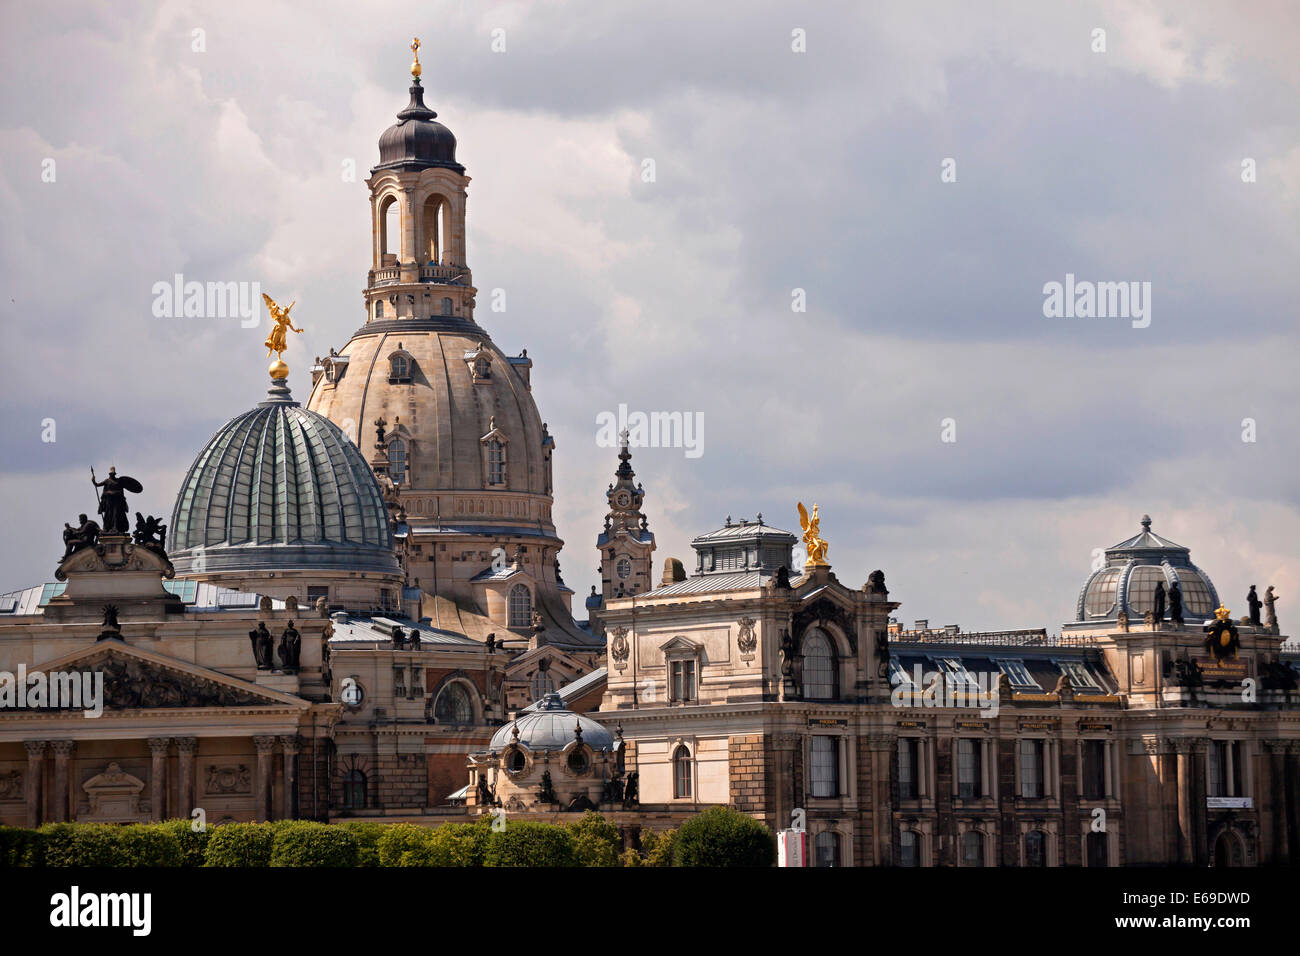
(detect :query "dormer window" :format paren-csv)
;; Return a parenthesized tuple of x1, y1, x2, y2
(387, 438, 408, 485)
(488, 441, 505, 485)
(465, 344, 493, 383)
(508, 584, 532, 628)
(388, 351, 411, 383)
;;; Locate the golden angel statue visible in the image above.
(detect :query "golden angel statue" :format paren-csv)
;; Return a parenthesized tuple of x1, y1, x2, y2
(261, 293, 303, 358)
(797, 501, 830, 568)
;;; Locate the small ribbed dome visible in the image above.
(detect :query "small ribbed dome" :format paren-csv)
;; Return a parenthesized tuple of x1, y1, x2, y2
(489, 693, 615, 752)
(375, 80, 462, 172)
(169, 378, 400, 577)
(1076, 515, 1220, 622)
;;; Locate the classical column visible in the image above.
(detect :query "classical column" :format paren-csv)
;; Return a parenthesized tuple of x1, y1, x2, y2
(279, 736, 299, 820)
(1172, 739, 1194, 865)
(50, 740, 76, 823)
(23, 740, 46, 828)
(175, 738, 198, 819)
(147, 737, 171, 821)
(866, 734, 894, 867)
(253, 736, 277, 823)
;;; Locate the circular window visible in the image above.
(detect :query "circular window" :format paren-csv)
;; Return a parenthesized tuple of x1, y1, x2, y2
(508, 748, 526, 773)
(567, 749, 590, 774)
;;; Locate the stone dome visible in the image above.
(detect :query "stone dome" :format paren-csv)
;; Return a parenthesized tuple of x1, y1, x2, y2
(169, 378, 401, 577)
(374, 81, 462, 173)
(1076, 515, 1221, 622)
(307, 326, 553, 528)
(488, 693, 615, 753)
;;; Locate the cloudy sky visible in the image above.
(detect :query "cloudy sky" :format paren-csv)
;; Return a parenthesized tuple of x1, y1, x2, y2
(1, 1, 1296, 631)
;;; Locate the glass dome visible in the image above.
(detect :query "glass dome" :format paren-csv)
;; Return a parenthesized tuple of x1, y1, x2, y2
(1076, 515, 1220, 623)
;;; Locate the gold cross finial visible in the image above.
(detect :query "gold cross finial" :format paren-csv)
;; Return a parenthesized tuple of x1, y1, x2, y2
(410, 37, 422, 79)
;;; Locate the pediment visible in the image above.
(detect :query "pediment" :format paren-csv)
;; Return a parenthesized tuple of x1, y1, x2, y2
(23, 640, 308, 711)
(792, 593, 858, 653)
(659, 635, 702, 656)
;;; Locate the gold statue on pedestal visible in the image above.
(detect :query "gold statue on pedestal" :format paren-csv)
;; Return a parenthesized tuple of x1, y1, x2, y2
(797, 502, 829, 567)
(261, 293, 303, 379)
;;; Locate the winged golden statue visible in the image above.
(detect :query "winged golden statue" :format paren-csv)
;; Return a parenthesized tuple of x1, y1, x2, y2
(262, 293, 303, 359)
(797, 501, 830, 568)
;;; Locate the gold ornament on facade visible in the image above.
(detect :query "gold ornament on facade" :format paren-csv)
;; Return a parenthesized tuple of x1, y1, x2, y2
(261, 293, 303, 379)
(797, 501, 829, 567)
(410, 37, 422, 79)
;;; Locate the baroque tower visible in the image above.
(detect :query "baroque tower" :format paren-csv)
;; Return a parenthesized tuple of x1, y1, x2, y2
(307, 41, 595, 649)
(597, 430, 655, 603)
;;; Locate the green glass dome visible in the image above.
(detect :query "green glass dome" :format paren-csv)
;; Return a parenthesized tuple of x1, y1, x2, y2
(169, 378, 400, 577)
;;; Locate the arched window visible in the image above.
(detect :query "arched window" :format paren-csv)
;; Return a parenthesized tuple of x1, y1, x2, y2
(442, 296, 454, 316)
(899, 829, 920, 867)
(508, 584, 531, 627)
(814, 831, 841, 867)
(508, 748, 527, 773)
(487, 441, 505, 485)
(389, 353, 410, 382)
(962, 830, 985, 867)
(801, 627, 836, 699)
(343, 770, 367, 810)
(381, 197, 399, 260)
(1024, 829, 1047, 867)
(422, 194, 443, 264)
(374, 300, 384, 318)
(530, 669, 556, 700)
(433, 682, 474, 724)
(673, 745, 692, 798)
(387, 438, 408, 485)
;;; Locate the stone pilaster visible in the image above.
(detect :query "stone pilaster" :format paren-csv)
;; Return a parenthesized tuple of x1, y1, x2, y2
(279, 736, 300, 820)
(253, 735, 277, 822)
(50, 740, 76, 823)
(175, 737, 198, 819)
(23, 740, 46, 828)
(148, 737, 171, 821)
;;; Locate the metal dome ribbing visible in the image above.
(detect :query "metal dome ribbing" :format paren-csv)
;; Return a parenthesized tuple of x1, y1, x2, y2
(169, 379, 400, 576)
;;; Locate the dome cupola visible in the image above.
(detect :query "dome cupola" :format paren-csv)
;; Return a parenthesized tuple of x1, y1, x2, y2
(374, 39, 462, 173)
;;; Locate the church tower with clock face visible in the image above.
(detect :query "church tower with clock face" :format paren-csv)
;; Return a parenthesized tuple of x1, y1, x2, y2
(596, 432, 656, 608)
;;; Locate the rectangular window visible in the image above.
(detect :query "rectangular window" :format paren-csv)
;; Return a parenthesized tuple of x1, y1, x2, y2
(935, 658, 980, 688)
(1081, 740, 1106, 800)
(1019, 739, 1044, 798)
(898, 738, 919, 799)
(810, 736, 839, 798)
(1208, 741, 1240, 797)
(957, 738, 981, 799)
(670, 660, 696, 703)
(307, 586, 329, 606)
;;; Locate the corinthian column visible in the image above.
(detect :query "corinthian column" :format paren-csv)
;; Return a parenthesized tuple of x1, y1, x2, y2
(279, 736, 300, 820)
(23, 740, 46, 828)
(175, 737, 198, 819)
(148, 737, 171, 821)
(50, 740, 76, 822)
(253, 736, 277, 822)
